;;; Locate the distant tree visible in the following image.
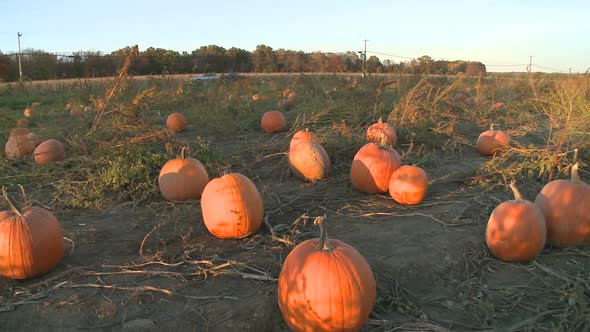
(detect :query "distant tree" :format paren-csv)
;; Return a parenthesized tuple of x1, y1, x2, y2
(366, 55, 383, 73)
(252, 45, 275, 72)
(143, 47, 179, 74)
(0, 50, 9, 81)
(21, 49, 57, 80)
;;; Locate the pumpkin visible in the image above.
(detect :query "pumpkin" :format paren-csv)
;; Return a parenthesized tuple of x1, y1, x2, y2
(277, 98, 295, 110)
(252, 94, 260, 101)
(201, 172, 263, 239)
(64, 103, 72, 111)
(486, 181, 546, 262)
(5, 128, 38, 159)
(535, 163, 590, 247)
(278, 216, 376, 332)
(288, 137, 331, 182)
(166, 112, 187, 133)
(158, 147, 209, 201)
(34, 139, 66, 164)
(31, 101, 41, 108)
(476, 124, 510, 156)
(70, 107, 81, 117)
(0, 189, 64, 279)
(350, 135, 401, 194)
(283, 89, 296, 99)
(492, 102, 505, 110)
(16, 118, 29, 128)
(23, 108, 33, 118)
(261, 111, 287, 133)
(389, 165, 428, 205)
(95, 97, 105, 110)
(366, 117, 397, 146)
(289, 129, 316, 150)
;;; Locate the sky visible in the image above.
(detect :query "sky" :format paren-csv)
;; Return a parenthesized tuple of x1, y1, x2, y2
(0, 0, 588, 73)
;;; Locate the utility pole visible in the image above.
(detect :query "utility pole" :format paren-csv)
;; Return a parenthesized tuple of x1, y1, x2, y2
(527, 55, 533, 74)
(17, 32, 23, 82)
(359, 38, 369, 78)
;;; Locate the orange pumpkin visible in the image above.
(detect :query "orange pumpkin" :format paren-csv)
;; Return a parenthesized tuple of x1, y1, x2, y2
(476, 124, 510, 156)
(5, 128, 38, 159)
(252, 94, 260, 101)
(277, 98, 295, 110)
(33, 139, 66, 164)
(366, 117, 397, 146)
(350, 136, 401, 194)
(486, 181, 546, 262)
(166, 112, 187, 132)
(201, 172, 263, 239)
(0, 189, 64, 279)
(16, 118, 29, 128)
(289, 129, 316, 150)
(23, 108, 33, 118)
(535, 163, 590, 247)
(158, 147, 209, 201)
(278, 216, 376, 332)
(492, 102, 505, 110)
(261, 111, 287, 133)
(389, 165, 428, 205)
(70, 107, 81, 117)
(95, 97, 106, 110)
(288, 137, 331, 182)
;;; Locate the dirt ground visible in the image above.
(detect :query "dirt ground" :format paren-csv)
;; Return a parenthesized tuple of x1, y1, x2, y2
(1, 85, 589, 331)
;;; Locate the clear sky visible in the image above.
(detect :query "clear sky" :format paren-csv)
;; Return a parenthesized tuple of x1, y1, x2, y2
(0, 0, 588, 73)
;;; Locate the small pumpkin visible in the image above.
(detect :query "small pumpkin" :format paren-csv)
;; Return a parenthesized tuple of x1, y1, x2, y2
(350, 134, 401, 194)
(64, 103, 72, 111)
(389, 165, 428, 205)
(366, 117, 397, 146)
(31, 101, 41, 108)
(277, 98, 295, 110)
(70, 107, 81, 117)
(0, 189, 64, 280)
(23, 108, 33, 118)
(252, 94, 261, 101)
(486, 181, 546, 262)
(278, 216, 376, 332)
(261, 111, 287, 133)
(158, 147, 209, 201)
(16, 118, 29, 128)
(289, 129, 316, 150)
(5, 128, 38, 159)
(201, 172, 263, 239)
(95, 97, 105, 110)
(288, 135, 331, 182)
(535, 163, 590, 247)
(491, 102, 505, 110)
(476, 124, 510, 156)
(166, 112, 187, 133)
(33, 139, 66, 164)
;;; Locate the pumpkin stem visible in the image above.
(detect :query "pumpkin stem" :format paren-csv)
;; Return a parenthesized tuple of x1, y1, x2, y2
(2, 188, 24, 217)
(489, 123, 497, 131)
(378, 116, 383, 124)
(180, 146, 188, 160)
(571, 163, 581, 183)
(509, 180, 525, 202)
(314, 215, 333, 251)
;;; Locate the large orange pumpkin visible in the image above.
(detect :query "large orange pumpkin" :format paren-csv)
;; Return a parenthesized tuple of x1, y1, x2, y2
(486, 181, 546, 262)
(158, 147, 209, 201)
(534, 163, 590, 247)
(5, 128, 39, 160)
(166, 112, 187, 133)
(389, 165, 428, 205)
(289, 129, 316, 150)
(0, 189, 64, 279)
(288, 137, 331, 182)
(476, 124, 510, 156)
(33, 139, 66, 164)
(350, 137, 401, 194)
(366, 117, 397, 146)
(201, 173, 263, 239)
(278, 216, 376, 332)
(261, 111, 287, 133)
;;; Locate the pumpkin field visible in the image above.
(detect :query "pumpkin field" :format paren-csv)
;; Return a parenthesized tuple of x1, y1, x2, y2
(0, 68, 589, 331)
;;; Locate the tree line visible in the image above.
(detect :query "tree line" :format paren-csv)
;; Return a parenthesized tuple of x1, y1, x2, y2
(0, 44, 486, 82)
